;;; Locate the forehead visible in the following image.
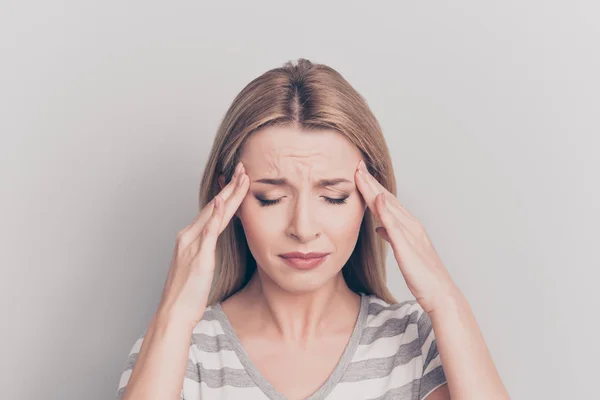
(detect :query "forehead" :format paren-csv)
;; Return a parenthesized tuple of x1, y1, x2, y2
(240, 125, 361, 173)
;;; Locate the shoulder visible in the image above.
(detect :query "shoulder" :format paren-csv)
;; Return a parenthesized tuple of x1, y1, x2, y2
(364, 294, 427, 329)
(189, 304, 236, 354)
(341, 295, 447, 399)
(362, 295, 441, 366)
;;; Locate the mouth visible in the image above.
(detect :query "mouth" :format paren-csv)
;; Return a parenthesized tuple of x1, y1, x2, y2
(278, 252, 330, 270)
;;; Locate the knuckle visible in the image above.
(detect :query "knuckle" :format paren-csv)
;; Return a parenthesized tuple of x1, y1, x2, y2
(176, 230, 191, 245)
(391, 219, 402, 230)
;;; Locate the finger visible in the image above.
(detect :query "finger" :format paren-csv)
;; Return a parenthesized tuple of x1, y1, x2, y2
(375, 226, 392, 243)
(354, 163, 385, 227)
(355, 161, 419, 224)
(198, 194, 225, 251)
(218, 171, 249, 234)
(374, 193, 411, 257)
(188, 195, 224, 277)
(216, 162, 247, 204)
(182, 162, 245, 241)
(354, 167, 374, 208)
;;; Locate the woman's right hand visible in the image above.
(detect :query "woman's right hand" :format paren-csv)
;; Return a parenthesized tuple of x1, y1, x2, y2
(155, 161, 248, 330)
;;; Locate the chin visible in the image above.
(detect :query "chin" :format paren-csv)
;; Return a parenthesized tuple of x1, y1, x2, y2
(274, 276, 330, 295)
(259, 259, 343, 295)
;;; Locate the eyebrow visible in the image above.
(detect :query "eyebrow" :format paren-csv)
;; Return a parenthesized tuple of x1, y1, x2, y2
(254, 177, 352, 188)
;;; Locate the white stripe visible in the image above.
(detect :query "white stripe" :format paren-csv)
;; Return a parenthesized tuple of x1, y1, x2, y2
(192, 319, 225, 336)
(182, 379, 269, 399)
(352, 324, 419, 361)
(117, 369, 132, 390)
(130, 337, 144, 354)
(329, 356, 420, 399)
(190, 348, 245, 370)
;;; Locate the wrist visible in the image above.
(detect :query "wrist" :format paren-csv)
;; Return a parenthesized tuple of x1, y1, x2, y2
(152, 304, 196, 335)
(421, 284, 467, 315)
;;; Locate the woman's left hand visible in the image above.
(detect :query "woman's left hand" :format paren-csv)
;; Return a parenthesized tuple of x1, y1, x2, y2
(354, 160, 459, 313)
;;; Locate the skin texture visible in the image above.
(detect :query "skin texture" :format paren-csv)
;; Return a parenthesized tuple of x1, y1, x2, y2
(221, 126, 370, 338)
(218, 126, 372, 399)
(236, 127, 367, 292)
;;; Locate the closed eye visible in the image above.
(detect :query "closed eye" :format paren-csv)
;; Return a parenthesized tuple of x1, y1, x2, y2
(256, 196, 349, 207)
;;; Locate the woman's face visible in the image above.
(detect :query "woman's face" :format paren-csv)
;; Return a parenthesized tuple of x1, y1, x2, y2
(235, 125, 368, 295)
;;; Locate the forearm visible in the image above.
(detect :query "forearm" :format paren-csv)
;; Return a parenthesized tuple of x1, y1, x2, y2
(429, 290, 510, 400)
(122, 312, 192, 400)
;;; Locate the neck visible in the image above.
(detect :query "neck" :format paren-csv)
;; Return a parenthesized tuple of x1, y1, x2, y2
(238, 269, 361, 342)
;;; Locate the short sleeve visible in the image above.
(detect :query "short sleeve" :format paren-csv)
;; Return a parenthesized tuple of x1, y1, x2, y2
(115, 332, 186, 400)
(414, 303, 448, 400)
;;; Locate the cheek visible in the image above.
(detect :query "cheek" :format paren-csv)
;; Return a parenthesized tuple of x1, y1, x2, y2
(236, 199, 277, 255)
(325, 203, 364, 239)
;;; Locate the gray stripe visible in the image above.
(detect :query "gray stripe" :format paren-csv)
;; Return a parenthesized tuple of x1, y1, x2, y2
(419, 365, 447, 399)
(342, 337, 421, 382)
(367, 299, 416, 316)
(123, 352, 138, 371)
(117, 295, 445, 398)
(363, 366, 447, 400)
(360, 311, 419, 345)
(191, 332, 235, 352)
(423, 339, 439, 373)
(417, 310, 433, 349)
(200, 308, 220, 321)
(195, 362, 256, 388)
(184, 358, 201, 382)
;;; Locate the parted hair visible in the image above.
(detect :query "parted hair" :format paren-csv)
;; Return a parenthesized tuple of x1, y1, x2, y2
(200, 58, 398, 305)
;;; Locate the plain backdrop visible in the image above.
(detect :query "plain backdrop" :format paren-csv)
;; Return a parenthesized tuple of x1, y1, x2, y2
(1, 1, 599, 399)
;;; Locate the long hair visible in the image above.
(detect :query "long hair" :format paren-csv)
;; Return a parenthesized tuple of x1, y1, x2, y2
(200, 58, 398, 305)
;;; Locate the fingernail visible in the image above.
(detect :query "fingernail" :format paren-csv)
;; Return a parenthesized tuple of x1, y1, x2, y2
(238, 174, 246, 187)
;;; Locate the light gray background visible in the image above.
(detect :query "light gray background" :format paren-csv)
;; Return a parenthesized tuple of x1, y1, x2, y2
(1, 1, 598, 399)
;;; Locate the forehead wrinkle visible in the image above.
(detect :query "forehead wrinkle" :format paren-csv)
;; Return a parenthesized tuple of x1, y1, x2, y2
(263, 149, 331, 181)
(249, 142, 354, 190)
(253, 177, 353, 190)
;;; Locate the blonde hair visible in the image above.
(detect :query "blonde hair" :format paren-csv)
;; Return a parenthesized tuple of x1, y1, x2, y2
(201, 58, 398, 305)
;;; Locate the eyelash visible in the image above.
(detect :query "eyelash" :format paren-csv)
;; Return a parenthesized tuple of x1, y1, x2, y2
(256, 196, 349, 207)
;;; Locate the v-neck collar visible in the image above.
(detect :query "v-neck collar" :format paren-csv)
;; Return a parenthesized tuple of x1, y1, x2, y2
(213, 293, 369, 400)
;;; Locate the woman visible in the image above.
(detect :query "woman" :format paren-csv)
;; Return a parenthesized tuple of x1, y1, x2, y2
(116, 59, 510, 400)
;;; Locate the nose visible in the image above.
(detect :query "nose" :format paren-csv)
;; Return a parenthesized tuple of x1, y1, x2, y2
(285, 194, 321, 243)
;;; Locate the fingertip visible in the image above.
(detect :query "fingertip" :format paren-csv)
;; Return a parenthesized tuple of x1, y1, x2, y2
(238, 174, 247, 187)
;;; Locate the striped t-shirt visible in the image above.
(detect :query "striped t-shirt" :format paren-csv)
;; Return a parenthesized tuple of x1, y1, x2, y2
(116, 293, 447, 400)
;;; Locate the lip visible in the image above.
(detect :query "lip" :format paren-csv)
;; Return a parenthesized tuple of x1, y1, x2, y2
(279, 252, 330, 270)
(279, 252, 330, 259)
